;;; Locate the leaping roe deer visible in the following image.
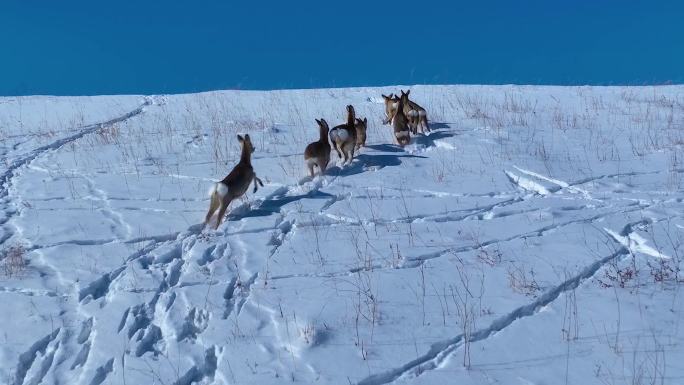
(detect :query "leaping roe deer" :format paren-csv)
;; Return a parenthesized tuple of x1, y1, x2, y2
(304, 118, 331, 177)
(205, 134, 264, 229)
(392, 93, 411, 146)
(399, 89, 429, 134)
(329, 105, 357, 165)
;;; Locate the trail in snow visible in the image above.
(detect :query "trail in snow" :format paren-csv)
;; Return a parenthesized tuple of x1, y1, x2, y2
(1, 101, 150, 385)
(356, 243, 630, 384)
(3, 86, 683, 385)
(0, 101, 149, 249)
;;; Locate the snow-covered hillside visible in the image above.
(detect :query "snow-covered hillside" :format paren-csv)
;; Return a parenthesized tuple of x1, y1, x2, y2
(1, 85, 683, 385)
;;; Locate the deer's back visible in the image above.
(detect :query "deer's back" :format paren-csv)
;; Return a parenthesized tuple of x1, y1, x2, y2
(393, 111, 408, 130)
(305, 141, 330, 160)
(409, 100, 425, 112)
(222, 163, 254, 198)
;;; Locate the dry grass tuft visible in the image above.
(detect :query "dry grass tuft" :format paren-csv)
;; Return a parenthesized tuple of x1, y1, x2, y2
(2, 245, 27, 277)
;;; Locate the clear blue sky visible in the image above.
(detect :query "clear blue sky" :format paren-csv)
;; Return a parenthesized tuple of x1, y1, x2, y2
(1, 0, 682, 95)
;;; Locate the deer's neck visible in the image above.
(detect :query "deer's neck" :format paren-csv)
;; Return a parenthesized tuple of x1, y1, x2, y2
(240, 146, 251, 165)
(319, 126, 328, 142)
(346, 108, 355, 128)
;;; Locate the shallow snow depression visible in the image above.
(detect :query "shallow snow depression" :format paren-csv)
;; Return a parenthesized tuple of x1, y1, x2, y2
(0, 86, 683, 384)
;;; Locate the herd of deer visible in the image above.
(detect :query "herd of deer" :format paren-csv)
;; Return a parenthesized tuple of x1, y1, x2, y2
(205, 89, 429, 229)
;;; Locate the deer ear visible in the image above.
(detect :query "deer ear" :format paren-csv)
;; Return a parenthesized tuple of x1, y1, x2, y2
(315, 118, 321, 125)
(364, 117, 367, 124)
(382, 94, 388, 100)
(244, 134, 251, 141)
(405, 90, 411, 96)
(237, 134, 244, 142)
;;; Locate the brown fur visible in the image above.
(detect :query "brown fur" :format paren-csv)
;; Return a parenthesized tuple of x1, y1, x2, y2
(205, 134, 263, 229)
(399, 90, 429, 134)
(304, 119, 331, 177)
(328, 105, 357, 164)
(382, 93, 397, 125)
(392, 96, 411, 147)
(354, 117, 368, 149)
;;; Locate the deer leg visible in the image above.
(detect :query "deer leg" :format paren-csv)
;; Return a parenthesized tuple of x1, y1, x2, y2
(332, 141, 342, 159)
(318, 158, 328, 175)
(204, 191, 220, 227)
(409, 111, 419, 134)
(342, 146, 349, 164)
(214, 196, 233, 230)
(252, 176, 265, 193)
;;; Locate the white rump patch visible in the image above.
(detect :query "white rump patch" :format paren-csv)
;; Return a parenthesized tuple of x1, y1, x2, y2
(395, 130, 410, 138)
(391, 102, 398, 109)
(335, 129, 350, 142)
(306, 158, 318, 167)
(418, 110, 427, 117)
(409, 110, 419, 117)
(215, 182, 229, 197)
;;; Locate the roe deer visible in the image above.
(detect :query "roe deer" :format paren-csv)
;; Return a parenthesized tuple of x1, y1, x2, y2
(400, 89, 429, 134)
(328, 105, 357, 164)
(205, 134, 264, 229)
(392, 94, 411, 146)
(382, 94, 398, 125)
(355, 117, 368, 149)
(304, 118, 331, 177)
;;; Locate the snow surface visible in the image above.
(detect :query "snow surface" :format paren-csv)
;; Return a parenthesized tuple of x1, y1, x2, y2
(1, 86, 683, 385)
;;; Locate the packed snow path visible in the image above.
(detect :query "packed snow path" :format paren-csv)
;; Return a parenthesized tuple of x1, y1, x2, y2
(1, 86, 683, 385)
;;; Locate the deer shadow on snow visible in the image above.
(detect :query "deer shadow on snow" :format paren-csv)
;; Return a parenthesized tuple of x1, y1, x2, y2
(426, 122, 451, 130)
(364, 143, 405, 153)
(225, 138, 439, 222)
(366, 128, 456, 153)
(225, 188, 335, 222)
(326, 151, 427, 178)
(411, 130, 456, 148)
